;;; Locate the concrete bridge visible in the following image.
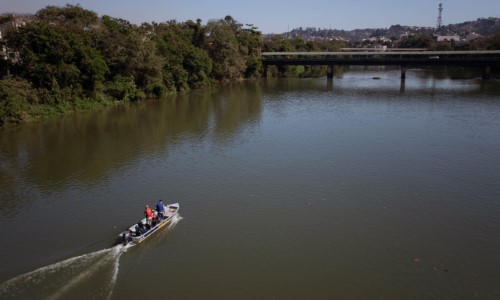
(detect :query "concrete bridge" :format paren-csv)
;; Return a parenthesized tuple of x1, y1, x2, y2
(261, 50, 500, 79)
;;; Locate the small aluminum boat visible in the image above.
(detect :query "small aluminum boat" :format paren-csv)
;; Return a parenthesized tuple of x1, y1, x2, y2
(120, 203, 179, 244)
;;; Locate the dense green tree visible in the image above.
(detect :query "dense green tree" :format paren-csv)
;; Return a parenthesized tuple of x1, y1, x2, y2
(35, 4, 100, 46)
(6, 22, 108, 102)
(105, 75, 144, 101)
(98, 16, 162, 98)
(398, 35, 435, 48)
(0, 5, 369, 126)
(204, 16, 246, 81)
(36, 4, 100, 28)
(152, 17, 211, 91)
(184, 46, 212, 88)
(0, 78, 38, 125)
(237, 24, 263, 77)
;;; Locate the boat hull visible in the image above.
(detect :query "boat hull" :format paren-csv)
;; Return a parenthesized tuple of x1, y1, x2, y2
(120, 203, 179, 244)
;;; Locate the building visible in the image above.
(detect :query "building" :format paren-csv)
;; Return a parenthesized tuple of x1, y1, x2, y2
(0, 14, 31, 62)
(465, 32, 482, 43)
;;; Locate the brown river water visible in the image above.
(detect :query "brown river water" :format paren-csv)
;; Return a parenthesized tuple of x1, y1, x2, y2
(1, 69, 500, 299)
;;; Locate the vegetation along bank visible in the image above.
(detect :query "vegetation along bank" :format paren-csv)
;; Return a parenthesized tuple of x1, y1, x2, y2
(1, 5, 499, 126)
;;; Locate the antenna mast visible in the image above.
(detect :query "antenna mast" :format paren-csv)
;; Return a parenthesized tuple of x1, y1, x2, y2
(436, 3, 443, 31)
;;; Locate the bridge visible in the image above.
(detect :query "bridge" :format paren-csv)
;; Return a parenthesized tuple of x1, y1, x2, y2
(261, 50, 500, 79)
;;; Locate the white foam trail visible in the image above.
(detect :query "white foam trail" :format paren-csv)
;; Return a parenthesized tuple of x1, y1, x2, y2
(0, 247, 111, 291)
(1, 216, 180, 299)
(106, 242, 134, 299)
(0, 243, 134, 300)
(169, 214, 183, 228)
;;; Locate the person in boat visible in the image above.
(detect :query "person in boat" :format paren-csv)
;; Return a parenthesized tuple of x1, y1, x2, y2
(135, 222, 147, 236)
(155, 200, 166, 220)
(144, 205, 154, 225)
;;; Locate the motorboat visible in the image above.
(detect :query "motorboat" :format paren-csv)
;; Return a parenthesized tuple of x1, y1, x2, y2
(120, 203, 179, 244)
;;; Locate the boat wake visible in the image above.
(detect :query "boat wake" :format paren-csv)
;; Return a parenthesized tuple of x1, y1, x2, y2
(0, 243, 134, 300)
(0, 214, 182, 299)
(170, 213, 183, 227)
(0, 215, 182, 299)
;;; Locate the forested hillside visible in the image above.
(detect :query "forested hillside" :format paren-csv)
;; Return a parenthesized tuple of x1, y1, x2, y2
(0, 5, 262, 125)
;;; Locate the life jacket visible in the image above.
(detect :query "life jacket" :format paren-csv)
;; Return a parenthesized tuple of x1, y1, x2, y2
(145, 208, 153, 219)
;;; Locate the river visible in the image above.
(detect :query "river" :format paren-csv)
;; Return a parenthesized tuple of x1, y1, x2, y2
(1, 69, 500, 299)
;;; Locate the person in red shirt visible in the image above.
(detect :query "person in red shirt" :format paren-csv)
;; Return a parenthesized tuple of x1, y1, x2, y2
(144, 205, 153, 225)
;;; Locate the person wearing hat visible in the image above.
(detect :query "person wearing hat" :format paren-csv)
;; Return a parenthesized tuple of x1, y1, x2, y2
(144, 205, 153, 225)
(156, 200, 166, 220)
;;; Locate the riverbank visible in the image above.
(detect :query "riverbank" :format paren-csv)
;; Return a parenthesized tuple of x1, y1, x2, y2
(0, 89, 116, 127)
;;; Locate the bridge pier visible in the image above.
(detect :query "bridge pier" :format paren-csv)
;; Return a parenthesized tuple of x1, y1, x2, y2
(262, 65, 268, 78)
(483, 66, 491, 80)
(400, 78, 406, 93)
(400, 65, 407, 79)
(327, 65, 334, 79)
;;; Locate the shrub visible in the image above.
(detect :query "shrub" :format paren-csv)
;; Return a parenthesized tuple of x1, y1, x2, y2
(0, 78, 38, 125)
(105, 75, 145, 101)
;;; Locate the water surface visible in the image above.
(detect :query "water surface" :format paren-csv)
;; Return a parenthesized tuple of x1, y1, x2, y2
(1, 70, 500, 299)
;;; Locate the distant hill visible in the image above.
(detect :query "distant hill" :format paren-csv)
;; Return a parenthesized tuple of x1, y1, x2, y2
(270, 17, 500, 42)
(443, 17, 500, 36)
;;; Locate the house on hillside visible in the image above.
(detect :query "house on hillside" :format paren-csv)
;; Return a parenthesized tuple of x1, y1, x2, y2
(0, 14, 31, 62)
(0, 14, 30, 39)
(465, 32, 482, 42)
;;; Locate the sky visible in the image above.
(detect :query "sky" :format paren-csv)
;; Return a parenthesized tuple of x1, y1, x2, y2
(1, 0, 499, 33)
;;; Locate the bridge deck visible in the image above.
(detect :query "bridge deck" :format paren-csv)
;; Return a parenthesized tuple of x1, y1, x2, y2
(261, 51, 500, 67)
(262, 50, 500, 56)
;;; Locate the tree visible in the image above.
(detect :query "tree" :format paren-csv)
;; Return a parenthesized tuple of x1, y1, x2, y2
(237, 24, 263, 78)
(204, 17, 246, 81)
(98, 16, 163, 98)
(1, 7, 267, 125)
(36, 4, 100, 28)
(0, 78, 38, 125)
(398, 35, 434, 48)
(471, 32, 500, 50)
(184, 46, 212, 88)
(6, 22, 108, 102)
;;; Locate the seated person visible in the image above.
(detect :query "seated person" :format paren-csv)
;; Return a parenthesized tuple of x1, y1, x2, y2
(135, 223, 147, 235)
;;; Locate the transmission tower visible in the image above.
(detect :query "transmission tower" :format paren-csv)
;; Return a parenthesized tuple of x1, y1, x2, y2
(436, 3, 443, 31)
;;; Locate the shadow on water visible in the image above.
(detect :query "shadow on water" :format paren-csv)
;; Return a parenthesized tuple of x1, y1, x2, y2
(0, 215, 182, 300)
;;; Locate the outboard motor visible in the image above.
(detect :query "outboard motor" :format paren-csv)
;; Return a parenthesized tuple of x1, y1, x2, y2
(122, 229, 132, 244)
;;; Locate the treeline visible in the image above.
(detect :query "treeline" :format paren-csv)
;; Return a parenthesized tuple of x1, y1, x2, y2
(262, 36, 346, 77)
(3, 5, 496, 126)
(396, 32, 500, 50)
(0, 5, 263, 125)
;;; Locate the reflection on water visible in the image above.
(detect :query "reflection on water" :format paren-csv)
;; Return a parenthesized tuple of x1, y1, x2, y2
(1, 70, 500, 299)
(0, 82, 263, 213)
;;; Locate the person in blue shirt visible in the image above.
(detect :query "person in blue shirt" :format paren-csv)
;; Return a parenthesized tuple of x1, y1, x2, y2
(155, 200, 166, 220)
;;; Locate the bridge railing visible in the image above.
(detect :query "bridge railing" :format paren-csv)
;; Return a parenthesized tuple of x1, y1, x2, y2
(261, 50, 500, 57)
(261, 50, 500, 65)
(260, 50, 500, 79)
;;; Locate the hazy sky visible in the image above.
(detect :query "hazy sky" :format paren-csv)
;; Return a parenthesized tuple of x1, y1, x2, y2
(1, 0, 499, 33)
